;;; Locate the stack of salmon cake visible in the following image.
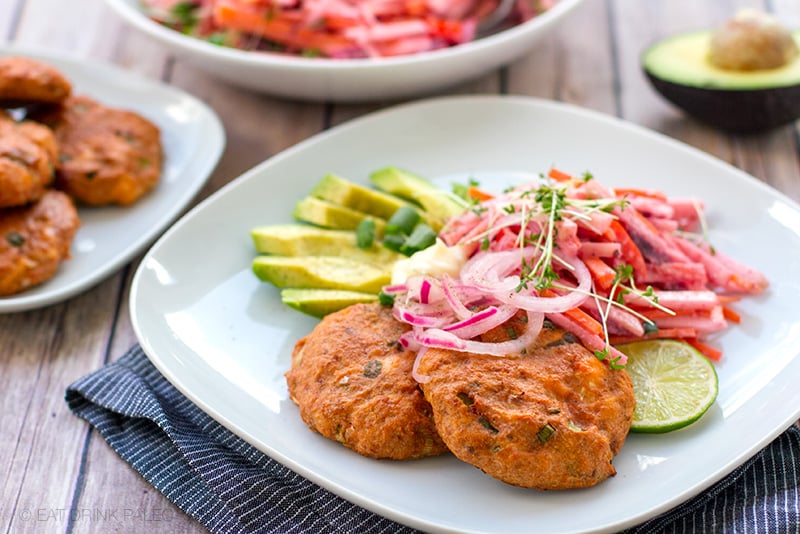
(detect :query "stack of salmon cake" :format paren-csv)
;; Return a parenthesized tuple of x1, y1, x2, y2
(286, 302, 635, 491)
(0, 56, 163, 296)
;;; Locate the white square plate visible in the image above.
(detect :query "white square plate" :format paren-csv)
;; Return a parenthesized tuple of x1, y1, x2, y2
(130, 96, 800, 533)
(0, 46, 225, 312)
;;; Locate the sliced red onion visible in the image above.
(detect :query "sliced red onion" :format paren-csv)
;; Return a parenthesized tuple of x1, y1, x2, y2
(460, 248, 526, 293)
(493, 255, 592, 313)
(457, 311, 544, 356)
(399, 330, 421, 351)
(440, 274, 472, 319)
(443, 305, 517, 339)
(419, 278, 432, 304)
(381, 283, 408, 294)
(411, 346, 431, 384)
(416, 311, 544, 357)
(393, 307, 450, 328)
(405, 275, 445, 305)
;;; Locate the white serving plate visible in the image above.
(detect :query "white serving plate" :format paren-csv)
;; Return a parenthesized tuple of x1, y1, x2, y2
(105, 0, 584, 102)
(130, 95, 800, 533)
(0, 45, 225, 313)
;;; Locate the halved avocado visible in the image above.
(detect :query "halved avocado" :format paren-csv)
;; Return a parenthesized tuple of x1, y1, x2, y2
(643, 19, 800, 132)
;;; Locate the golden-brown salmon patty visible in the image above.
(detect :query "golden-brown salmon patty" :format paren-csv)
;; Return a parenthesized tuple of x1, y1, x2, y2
(417, 321, 635, 490)
(286, 302, 449, 460)
(0, 190, 80, 296)
(0, 56, 72, 107)
(0, 112, 58, 208)
(30, 95, 162, 206)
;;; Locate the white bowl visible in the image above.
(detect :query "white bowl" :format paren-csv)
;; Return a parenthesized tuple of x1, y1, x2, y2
(105, 0, 584, 102)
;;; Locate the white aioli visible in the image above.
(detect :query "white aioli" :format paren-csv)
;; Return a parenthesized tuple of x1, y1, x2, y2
(391, 239, 468, 284)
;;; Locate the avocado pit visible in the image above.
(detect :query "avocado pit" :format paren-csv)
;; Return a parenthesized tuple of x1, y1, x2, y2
(643, 9, 800, 132)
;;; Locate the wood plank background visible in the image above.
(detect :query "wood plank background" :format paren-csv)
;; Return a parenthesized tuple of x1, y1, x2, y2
(1, 0, 798, 532)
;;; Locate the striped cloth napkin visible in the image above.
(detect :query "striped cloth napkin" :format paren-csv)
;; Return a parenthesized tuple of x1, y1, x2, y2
(66, 344, 800, 534)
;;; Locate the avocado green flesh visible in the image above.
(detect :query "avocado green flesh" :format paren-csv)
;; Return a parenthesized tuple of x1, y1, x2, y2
(281, 288, 378, 318)
(252, 256, 390, 294)
(643, 30, 800, 90)
(292, 196, 387, 236)
(250, 224, 401, 266)
(369, 167, 467, 231)
(369, 167, 439, 200)
(312, 173, 416, 220)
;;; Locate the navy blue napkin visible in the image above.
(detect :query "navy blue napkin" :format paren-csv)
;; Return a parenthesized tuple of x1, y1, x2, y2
(66, 344, 800, 534)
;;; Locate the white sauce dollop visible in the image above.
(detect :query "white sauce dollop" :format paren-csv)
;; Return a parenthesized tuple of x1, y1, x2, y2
(391, 239, 468, 284)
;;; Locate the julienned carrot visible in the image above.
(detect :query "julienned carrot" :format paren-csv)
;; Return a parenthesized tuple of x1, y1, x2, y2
(540, 289, 604, 337)
(546, 312, 629, 365)
(612, 187, 668, 201)
(563, 307, 604, 337)
(583, 256, 616, 291)
(603, 220, 647, 279)
(685, 338, 723, 362)
(722, 305, 741, 324)
(214, 2, 356, 55)
(467, 186, 494, 202)
(548, 168, 573, 182)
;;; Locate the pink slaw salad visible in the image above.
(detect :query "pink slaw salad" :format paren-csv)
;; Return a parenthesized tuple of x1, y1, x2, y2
(381, 169, 767, 382)
(141, 0, 557, 58)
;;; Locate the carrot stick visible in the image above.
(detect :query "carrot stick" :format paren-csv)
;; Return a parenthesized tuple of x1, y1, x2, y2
(583, 256, 616, 291)
(548, 168, 573, 182)
(563, 307, 604, 337)
(213, 1, 356, 55)
(466, 186, 494, 202)
(603, 220, 647, 279)
(540, 288, 604, 337)
(722, 305, 741, 324)
(612, 188, 667, 201)
(685, 338, 722, 362)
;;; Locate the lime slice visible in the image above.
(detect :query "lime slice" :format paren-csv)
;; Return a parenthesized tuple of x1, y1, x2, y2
(616, 339, 718, 433)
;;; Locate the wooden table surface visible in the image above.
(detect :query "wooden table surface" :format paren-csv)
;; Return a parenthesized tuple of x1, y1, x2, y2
(2, 0, 799, 532)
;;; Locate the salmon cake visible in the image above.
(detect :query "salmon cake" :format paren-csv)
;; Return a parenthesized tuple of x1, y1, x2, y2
(286, 302, 448, 460)
(0, 112, 58, 208)
(0, 56, 72, 107)
(0, 190, 80, 296)
(30, 95, 162, 206)
(417, 319, 635, 490)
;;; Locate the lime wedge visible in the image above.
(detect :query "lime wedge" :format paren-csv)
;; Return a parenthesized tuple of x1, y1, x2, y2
(616, 339, 718, 433)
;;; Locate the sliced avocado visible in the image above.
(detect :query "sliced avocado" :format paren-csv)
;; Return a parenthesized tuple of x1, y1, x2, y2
(250, 224, 401, 266)
(369, 167, 439, 201)
(413, 190, 469, 231)
(252, 255, 390, 293)
(293, 196, 387, 236)
(369, 167, 468, 230)
(642, 10, 800, 132)
(281, 288, 379, 318)
(311, 173, 418, 220)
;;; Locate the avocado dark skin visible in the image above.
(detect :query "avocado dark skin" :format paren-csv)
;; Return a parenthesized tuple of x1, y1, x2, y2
(643, 11, 800, 133)
(645, 74, 800, 132)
